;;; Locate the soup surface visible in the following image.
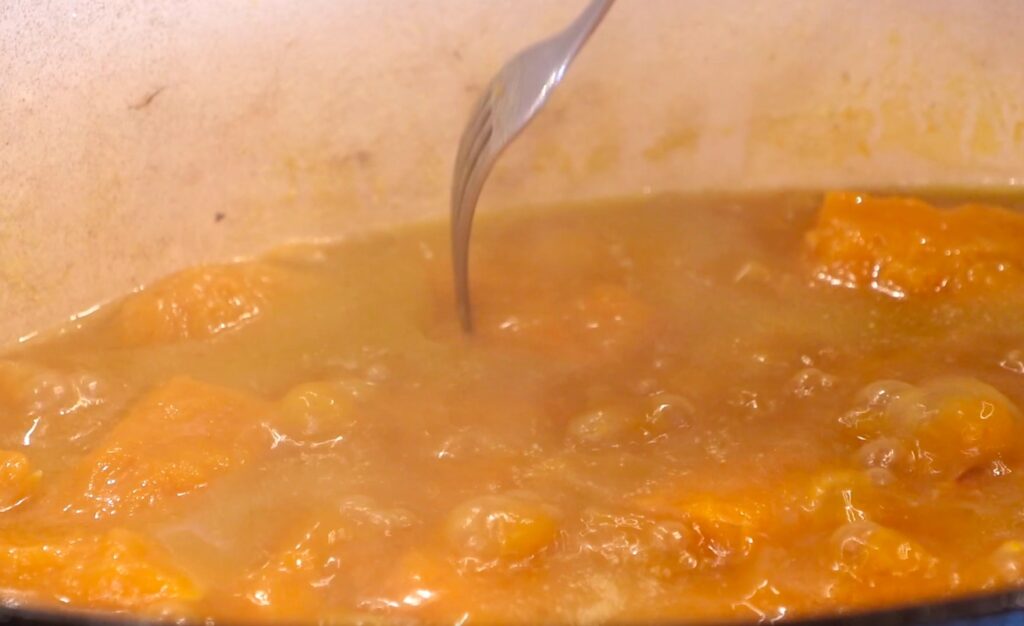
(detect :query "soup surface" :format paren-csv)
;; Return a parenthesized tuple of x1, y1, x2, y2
(3, 192, 1024, 623)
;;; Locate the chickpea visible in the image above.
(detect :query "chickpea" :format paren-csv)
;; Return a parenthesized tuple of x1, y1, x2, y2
(839, 380, 914, 441)
(980, 540, 1024, 586)
(889, 377, 1021, 478)
(0, 361, 106, 419)
(856, 437, 911, 473)
(635, 491, 766, 568)
(843, 377, 1021, 479)
(444, 493, 560, 568)
(830, 521, 937, 584)
(566, 407, 637, 446)
(275, 380, 366, 443)
(854, 380, 916, 410)
(789, 368, 837, 399)
(567, 394, 692, 447)
(802, 471, 874, 525)
(645, 393, 693, 436)
(0, 451, 40, 511)
(573, 508, 698, 577)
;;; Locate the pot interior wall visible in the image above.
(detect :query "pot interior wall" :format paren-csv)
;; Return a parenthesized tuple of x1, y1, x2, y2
(2, 0, 1024, 343)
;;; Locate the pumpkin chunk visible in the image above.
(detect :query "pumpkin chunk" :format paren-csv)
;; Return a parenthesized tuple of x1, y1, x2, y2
(807, 192, 1024, 298)
(117, 263, 290, 346)
(0, 527, 197, 611)
(63, 377, 272, 519)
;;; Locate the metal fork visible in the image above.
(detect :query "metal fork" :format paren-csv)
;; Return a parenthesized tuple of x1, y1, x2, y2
(450, 0, 616, 332)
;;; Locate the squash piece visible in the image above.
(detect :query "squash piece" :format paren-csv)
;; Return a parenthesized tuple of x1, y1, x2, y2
(235, 497, 416, 620)
(237, 518, 348, 620)
(807, 192, 1024, 298)
(116, 263, 289, 346)
(64, 376, 272, 519)
(0, 527, 197, 612)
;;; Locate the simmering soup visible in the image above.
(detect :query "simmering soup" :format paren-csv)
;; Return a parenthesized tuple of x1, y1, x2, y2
(1, 192, 1024, 623)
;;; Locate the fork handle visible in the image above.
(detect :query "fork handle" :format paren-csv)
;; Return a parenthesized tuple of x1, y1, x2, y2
(565, 0, 616, 58)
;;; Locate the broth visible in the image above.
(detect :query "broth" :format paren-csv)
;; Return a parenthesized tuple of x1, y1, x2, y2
(1, 192, 1024, 623)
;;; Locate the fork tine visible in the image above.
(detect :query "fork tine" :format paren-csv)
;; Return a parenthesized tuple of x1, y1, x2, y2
(453, 123, 494, 229)
(451, 104, 492, 238)
(460, 119, 493, 186)
(454, 94, 492, 177)
(451, 92, 494, 257)
(451, 123, 494, 332)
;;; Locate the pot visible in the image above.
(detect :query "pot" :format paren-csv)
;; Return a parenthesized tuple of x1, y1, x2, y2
(2, 1, 1024, 623)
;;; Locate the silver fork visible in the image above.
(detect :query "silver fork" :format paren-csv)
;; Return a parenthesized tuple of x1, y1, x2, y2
(450, 0, 616, 332)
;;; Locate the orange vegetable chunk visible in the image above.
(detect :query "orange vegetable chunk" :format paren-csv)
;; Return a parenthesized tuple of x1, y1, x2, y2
(116, 263, 288, 346)
(0, 527, 197, 612)
(237, 516, 349, 620)
(235, 497, 416, 621)
(64, 376, 272, 519)
(807, 192, 1024, 298)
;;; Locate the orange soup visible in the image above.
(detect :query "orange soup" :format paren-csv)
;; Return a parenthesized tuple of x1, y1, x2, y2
(3, 192, 1024, 623)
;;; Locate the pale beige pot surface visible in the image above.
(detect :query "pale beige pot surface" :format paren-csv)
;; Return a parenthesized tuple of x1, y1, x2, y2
(2, 0, 1024, 344)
